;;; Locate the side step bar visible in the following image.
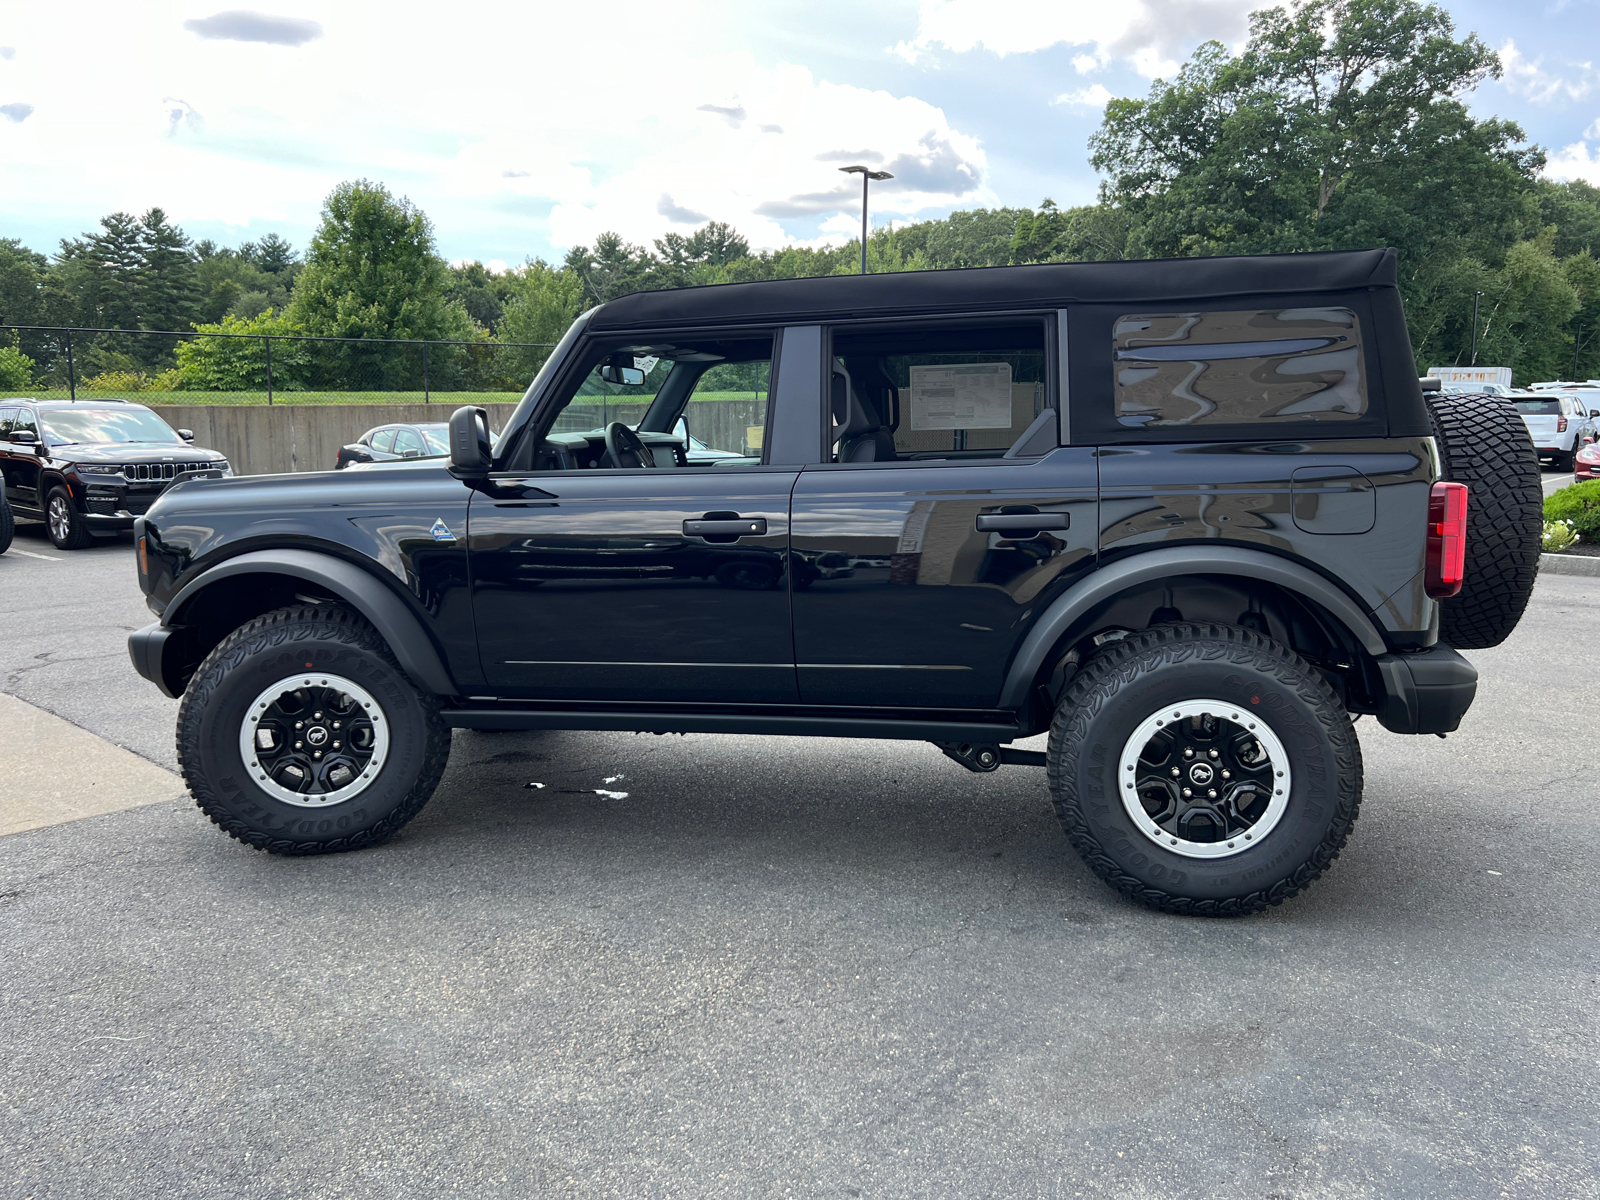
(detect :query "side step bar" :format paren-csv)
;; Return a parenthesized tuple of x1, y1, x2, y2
(444, 707, 1022, 743)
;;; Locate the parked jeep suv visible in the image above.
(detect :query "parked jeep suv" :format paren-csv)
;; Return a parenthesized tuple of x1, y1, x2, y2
(127, 250, 1541, 915)
(0, 399, 230, 549)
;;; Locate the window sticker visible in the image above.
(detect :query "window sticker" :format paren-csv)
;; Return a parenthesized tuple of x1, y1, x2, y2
(1112, 307, 1365, 427)
(909, 362, 1013, 430)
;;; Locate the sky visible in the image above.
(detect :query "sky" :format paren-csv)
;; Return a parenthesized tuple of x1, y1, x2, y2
(1, 0, 1599, 269)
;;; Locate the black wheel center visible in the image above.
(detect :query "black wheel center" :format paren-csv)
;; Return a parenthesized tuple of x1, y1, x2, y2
(251, 683, 374, 797)
(1133, 714, 1276, 844)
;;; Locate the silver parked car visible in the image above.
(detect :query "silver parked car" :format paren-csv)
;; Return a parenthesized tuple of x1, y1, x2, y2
(1511, 392, 1598, 470)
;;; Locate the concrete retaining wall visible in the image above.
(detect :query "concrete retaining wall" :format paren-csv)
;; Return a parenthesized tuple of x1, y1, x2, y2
(148, 398, 770, 476)
(147, 403, 518, 477)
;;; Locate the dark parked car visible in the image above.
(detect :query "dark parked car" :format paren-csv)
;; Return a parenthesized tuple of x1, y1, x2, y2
(129, 249, 1540, 915)
(0, 399, 229, 550)
(335, 422, 451, 469)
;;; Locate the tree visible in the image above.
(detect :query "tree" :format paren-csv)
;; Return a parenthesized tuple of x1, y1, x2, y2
(563, 232, 658, 306)
(496, 260, 586, 382)
(135, 207, 199, 335)
(1091, 0, 1534, 262)
(287, 180, 478, 389)
(241, 232, 299, 276)
(0, 239, 46, 328)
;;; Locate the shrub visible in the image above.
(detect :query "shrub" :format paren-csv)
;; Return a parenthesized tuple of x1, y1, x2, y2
(1544, 480, 1600, 541)
(1543, 520, 1578, 553)
(0, 345, 35, 391)
(174, 310, 309, 392)
(79, 369, 180, 393)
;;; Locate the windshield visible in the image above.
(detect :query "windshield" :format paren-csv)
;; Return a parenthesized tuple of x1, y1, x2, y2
(420, 426, 450, 455)
(42, 407, 182, 445)
(1512, 399, 1561, 415)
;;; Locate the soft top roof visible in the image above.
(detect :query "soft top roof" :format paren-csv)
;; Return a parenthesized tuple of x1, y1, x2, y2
(588, 248, 1399, 332)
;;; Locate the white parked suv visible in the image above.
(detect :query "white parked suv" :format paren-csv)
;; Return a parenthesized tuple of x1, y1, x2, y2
(1511, 391, 1599, 470)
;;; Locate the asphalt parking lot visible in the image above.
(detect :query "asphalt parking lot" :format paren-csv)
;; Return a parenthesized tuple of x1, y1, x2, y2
(2, 514, 1597, 1199)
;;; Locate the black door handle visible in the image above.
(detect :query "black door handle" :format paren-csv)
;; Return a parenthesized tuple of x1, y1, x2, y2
(976, 509, 1069, 533)
(684, 516, 767, 538)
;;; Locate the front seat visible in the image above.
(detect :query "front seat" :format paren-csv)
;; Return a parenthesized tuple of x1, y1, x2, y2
(831, 364, 896, 462)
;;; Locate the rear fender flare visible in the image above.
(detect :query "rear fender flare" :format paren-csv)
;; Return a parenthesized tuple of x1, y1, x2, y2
(998, 546, 1389, 709)
(165, 548, 457, 696)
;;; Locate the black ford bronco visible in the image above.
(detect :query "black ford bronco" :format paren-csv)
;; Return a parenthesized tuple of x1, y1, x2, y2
(128, 249, 1541, 915)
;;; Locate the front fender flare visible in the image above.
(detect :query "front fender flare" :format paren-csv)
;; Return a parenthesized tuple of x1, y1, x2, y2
(997, 546, 1390, 709)
(161, 548, 458, 697)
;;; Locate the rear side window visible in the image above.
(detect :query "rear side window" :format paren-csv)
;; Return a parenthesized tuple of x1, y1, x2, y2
(1113, 307, 1365, 429)
(370, 428, 397, 453)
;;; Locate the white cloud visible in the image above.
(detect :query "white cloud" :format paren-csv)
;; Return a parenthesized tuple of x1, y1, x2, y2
(183, 11, 324, 46)
(893, 0, 1255, 78)
(1054, 84, 1113, 109)
(1546, 140, 1600, 185)
(1499, 39, 1595, 104)
(0, 1, 991, 259)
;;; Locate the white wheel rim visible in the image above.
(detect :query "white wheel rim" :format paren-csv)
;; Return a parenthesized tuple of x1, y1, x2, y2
(239, 673, 389, 807)
(1117, 698, 1292, 860)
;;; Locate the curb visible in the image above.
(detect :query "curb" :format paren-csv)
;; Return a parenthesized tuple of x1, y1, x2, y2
(1540, 552, 1600, 577)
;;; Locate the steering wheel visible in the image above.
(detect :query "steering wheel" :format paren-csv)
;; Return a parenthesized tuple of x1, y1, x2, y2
(603, 421, 656, 469)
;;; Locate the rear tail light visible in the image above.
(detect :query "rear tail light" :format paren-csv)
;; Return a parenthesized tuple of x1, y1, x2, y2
(1557, 416, 1568, 433)
(1425, 481, 1468, 599)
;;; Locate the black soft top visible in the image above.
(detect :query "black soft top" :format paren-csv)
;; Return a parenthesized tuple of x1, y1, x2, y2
(588, 248, 1400, 332)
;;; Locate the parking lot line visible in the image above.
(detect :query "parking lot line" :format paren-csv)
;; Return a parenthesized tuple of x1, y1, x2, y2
(5, 547, 62, 561)
(0, 693, 184, 835)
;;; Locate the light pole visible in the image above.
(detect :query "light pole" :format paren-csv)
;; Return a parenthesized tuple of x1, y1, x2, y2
(838, 164, 893, 274)
(1470, 290, 1484, 367)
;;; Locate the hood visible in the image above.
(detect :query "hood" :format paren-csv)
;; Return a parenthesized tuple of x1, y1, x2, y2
(50, 441, 227, 465)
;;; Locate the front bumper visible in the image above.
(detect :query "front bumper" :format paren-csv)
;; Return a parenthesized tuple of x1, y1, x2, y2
(1373, 645, 1478, 734)
(128, 621, 182, 699)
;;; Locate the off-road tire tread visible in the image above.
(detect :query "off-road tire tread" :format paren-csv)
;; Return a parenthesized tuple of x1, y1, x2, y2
(0, 491, 13, 554)
(176, 604, 450, 855)
(1426, 392, 1542, 649)
(1047, 623, 1363, 917)
(46, 486, 92, 551)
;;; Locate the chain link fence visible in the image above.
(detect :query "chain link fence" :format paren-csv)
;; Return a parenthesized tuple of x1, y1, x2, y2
(0, 325, 557, 405)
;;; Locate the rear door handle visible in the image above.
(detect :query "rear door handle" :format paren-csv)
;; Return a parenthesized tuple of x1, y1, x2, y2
(976, 510, 1069, 532)
(684, 516, 767, 537)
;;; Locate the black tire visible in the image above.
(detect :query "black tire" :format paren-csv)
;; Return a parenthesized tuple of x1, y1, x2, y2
(176, 604, 451, 855)
(45, 485, 92, 550)
(1425, 392, 1542, 650)
(1048, 623, 1362, 917)
(0, 491, 12, 555)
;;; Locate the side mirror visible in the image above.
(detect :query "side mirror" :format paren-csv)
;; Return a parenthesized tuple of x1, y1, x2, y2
(401, 448, 420, 458)
(600, 364, 645, 386)
(10, 430, 37, 445)
(448, 405, 492, 479)
(672, 416, 688, 443)
(177, 428, 195, 441)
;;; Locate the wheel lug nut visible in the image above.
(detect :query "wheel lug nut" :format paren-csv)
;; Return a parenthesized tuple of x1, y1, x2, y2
(333, 741, 340, 748)
(1170, 767, 1180, 777)
(295, 721, 303, 730)
(1182, 787, 1192, 798)
(313, 751, 322, 760)
(1183, 748, 1194, 759)
(314, 712, 322, 719)
(1207, 789, 1217, 799)
(294, 741, 302, 749)
(1221, 769, 1231, 779)
(333, 722, 341, 729)
(1209, 748, 1219, 759)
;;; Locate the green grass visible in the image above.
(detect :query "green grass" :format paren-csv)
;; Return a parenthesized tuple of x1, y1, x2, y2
(0, 389, 768, 407)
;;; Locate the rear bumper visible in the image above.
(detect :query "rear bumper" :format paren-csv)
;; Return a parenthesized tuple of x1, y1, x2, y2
(1373, 645, 1478, 734)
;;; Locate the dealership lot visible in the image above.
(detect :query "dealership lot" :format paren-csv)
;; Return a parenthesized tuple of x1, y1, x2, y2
(1, 522, 1597, 1199)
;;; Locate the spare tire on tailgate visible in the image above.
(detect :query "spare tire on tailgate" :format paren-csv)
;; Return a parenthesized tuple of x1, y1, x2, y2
(1425, 390, 1542, 649)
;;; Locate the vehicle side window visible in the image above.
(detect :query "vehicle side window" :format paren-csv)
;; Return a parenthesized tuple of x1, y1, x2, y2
(13, 409, 37, 437)
(683, 361, 771, 457)
(0, 408, 15, 437)
(1113, 306, 1365, 428)
(370, 428, 397, 453)
(532, 334, 775, 470)
(827, 321, 1049, 463)
(393, 428, 424, 456)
